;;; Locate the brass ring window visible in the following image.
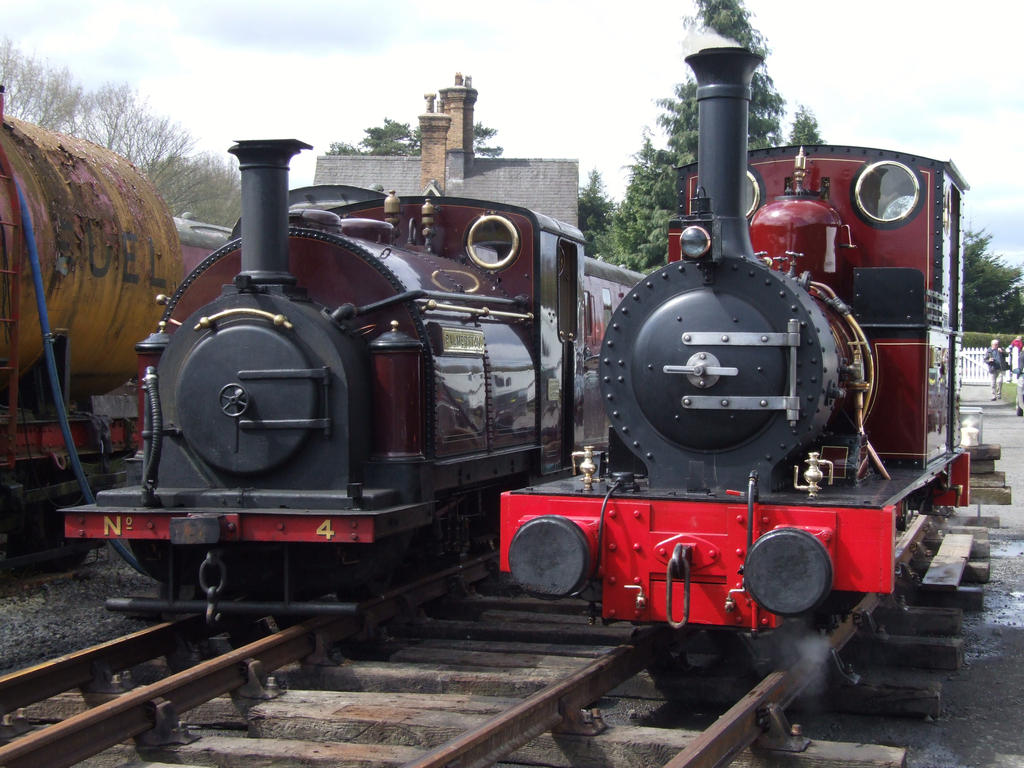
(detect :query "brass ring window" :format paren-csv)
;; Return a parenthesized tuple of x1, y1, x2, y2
(467, 214, 521, 270)
(854, 160, 920, 224)
(744, 170, 760, 218)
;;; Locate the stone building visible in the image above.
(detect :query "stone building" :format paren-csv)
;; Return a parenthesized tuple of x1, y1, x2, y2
(313, 74, 579, 225)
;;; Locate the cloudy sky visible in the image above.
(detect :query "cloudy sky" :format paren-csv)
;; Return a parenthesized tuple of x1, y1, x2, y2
(6, 0, 1021, 261)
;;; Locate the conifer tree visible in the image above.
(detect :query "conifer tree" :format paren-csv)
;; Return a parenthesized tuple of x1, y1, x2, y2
(578, 169, 617, 258)
(789, 105, 824, 146)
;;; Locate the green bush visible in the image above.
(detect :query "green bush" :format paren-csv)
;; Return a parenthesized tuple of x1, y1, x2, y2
(963, 331, 1021, 348)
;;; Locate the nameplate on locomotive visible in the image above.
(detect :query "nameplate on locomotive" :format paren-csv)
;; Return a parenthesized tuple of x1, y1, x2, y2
(442, 327, 486, 355)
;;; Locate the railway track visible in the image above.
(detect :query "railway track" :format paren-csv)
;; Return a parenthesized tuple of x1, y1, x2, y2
(0, 513, 979, 768)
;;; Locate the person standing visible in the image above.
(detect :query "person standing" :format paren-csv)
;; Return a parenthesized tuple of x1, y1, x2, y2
(984, 338, 1008, 400)
(1011, 336, 1023, 374)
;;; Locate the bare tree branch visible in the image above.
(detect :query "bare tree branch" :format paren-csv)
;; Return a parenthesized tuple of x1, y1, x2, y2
(1, 37, 238, 225)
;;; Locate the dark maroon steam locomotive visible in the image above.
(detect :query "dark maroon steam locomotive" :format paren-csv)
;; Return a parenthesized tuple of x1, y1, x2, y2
(65, 139, 640, 615)
(500, 47, 970, 631)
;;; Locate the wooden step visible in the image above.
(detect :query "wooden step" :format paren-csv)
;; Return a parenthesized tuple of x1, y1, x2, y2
(971, 471, 1006, 487)
(849, 634, 963, 671)
(922, 533, 973, 590)
(966, 444, 1001, 461)
(872, 605, 962, 636)
(912, 585, 984, 611)
(968, 487, 1011, 505)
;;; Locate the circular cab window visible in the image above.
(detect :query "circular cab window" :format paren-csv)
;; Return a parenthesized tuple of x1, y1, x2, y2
(854, 161, 920, 224)
(467, 214, 520, 270)
(743, 170, 761, 218)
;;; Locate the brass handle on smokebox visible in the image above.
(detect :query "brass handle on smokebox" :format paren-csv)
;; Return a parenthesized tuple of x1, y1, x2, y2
(195, 308, 294, 332)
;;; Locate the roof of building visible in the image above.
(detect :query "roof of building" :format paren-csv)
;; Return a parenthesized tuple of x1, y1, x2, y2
(313, 155, 579, 226)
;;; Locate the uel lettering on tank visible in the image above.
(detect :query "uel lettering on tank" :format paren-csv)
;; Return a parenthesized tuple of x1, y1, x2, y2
(85, 223, 167, 288)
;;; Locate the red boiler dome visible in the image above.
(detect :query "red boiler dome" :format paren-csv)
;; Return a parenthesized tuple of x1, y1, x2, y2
(750, 196, 844, 281)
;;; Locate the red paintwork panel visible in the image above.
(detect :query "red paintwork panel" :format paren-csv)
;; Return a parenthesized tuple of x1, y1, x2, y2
(0, 416, 135, 460)
(501, 492, 895, 629)
(372, 350, 424, 457)
(866, 339, 929, 460)
(65, 511, 376, 543)
(933, 451, 971, 506)
(667, 225, 682, 263)
(66, 511, 174, 541)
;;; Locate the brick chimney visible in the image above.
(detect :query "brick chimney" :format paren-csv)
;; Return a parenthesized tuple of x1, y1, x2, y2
(418, 92, 451, 194)
(439, 73, 478, 176)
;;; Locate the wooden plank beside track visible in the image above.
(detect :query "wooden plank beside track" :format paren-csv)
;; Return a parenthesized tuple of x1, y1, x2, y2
(921, 533, 973, 590)
(966, 444, 1001, 462)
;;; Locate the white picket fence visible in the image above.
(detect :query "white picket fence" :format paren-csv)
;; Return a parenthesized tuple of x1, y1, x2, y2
(960, 346, 1021, 384)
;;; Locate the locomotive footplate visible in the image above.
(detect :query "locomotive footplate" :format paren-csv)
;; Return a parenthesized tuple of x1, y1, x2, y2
(500, 453, 966, 630)
(508, 453, 965, 510)
(65, 495, 434, 545)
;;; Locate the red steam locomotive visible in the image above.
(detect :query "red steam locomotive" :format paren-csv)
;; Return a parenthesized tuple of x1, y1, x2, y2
(64, 138, 641, 614)
(500, 47, 970, 630)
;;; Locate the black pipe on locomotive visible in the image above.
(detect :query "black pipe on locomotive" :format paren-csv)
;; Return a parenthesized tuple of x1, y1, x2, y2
(230, 139, 311, 287)
(687, 47, 762, 263)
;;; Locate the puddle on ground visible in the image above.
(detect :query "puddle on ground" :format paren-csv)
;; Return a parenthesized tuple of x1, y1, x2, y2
(971, 538, 1024, 629)
(991, 541, 1024, 558)
(981, 588, 1024, 629)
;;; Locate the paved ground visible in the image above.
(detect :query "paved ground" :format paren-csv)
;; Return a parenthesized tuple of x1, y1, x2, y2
(796, 382, 1024, 768)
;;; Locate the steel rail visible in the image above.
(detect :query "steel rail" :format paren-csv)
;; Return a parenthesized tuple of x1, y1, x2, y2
(0, 554, 493, 768)
(661, 512, 933, 768)
(404, 625, 673, 768)
(0, 614, 211, 717)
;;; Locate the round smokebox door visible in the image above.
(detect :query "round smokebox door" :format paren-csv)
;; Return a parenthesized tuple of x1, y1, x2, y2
(176, 322, 319, 475)
(630, 288, 785, 451)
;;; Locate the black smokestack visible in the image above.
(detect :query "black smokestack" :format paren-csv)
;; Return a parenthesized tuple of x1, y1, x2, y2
(228, 139, 312, 286)
(684, 47, 763, 261)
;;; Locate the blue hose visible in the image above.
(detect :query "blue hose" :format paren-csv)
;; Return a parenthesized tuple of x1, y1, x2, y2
(14, 180, 144, 574)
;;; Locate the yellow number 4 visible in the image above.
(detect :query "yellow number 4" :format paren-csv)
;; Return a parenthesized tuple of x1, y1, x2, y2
(316, 519, 335, 540)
